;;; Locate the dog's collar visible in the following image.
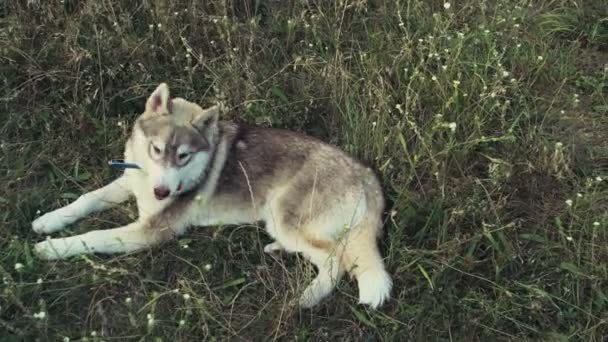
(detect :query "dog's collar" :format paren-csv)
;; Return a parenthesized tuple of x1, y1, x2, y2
(108, 160, 141, 169)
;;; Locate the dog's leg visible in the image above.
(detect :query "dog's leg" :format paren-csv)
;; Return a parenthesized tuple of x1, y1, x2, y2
(263, 241, 284, 254)
(298, 248, 344, 308)
(32, 175, 132, 234)
(34, 221, 172, 260)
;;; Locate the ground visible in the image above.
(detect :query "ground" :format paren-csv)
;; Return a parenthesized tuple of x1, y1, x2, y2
(1, 0, 607, 340)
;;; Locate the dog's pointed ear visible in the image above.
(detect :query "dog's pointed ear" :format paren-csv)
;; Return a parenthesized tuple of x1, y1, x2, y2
(145, 83, 171, 115)
(193, 105, 220, 137)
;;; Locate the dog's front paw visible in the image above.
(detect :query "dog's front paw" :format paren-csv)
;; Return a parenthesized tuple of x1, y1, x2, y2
(32, 210, 73, 234)
(34, 239, 67, 260)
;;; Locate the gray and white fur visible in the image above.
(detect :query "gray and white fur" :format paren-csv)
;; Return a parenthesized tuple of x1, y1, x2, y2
(32, 83, 392, 309)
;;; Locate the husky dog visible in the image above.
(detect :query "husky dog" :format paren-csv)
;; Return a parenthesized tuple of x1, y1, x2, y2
(32, 83, 392, 308)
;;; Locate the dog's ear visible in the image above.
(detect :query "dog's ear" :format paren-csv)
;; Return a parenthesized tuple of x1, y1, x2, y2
(145, 83, 171, 115)
(193, 105, 220, 138)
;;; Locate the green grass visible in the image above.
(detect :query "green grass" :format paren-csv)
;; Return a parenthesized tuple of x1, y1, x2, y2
(1, 0, 608, 340)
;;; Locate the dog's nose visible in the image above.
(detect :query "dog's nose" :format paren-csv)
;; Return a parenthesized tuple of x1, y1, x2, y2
(153, 186, 170, 200)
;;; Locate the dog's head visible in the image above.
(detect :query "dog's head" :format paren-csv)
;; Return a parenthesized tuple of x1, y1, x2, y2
(132, 83, 220, 201)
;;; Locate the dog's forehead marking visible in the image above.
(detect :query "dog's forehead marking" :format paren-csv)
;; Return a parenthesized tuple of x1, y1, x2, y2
(168, 126, 201, 149)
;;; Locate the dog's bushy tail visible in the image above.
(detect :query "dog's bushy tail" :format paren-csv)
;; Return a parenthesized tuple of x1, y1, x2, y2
(342, 218, 392, 309)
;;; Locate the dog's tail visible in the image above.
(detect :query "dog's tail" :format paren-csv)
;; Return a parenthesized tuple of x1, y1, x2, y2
(341, 217, 392, 309)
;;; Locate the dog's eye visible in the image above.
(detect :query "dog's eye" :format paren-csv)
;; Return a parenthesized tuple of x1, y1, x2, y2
(151, 144, 161, 154)
(178, 152, 190, 160)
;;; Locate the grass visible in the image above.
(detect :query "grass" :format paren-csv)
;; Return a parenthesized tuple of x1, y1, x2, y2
(1, 0, 607, 340)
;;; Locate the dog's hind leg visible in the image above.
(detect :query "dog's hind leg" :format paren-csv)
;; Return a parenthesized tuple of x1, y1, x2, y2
(263, 241, 284, 254)
(32, 175, 132, 234)
(298, 246, 344, 308)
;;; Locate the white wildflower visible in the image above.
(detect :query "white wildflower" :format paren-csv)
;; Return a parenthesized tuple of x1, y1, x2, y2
(555, 142, 563, 148)
(33, 311, 46, 319)
(443, 2, 451, 9)
(14, 263, 24, 271)
(431, 75, 437, 81)
(204, 264, 212, 271)
(37, 278, 43, 284)
(447, 122, 457, 132)
(593, 222, 600, 227)
(502, 71, 510, 77)
(125, 297, 132, 304)
(183, 293, 191, 300)
(179, 319, 186, 326)
(537, 56, 544, 61)
(565, 199, 573, 207)
(566, 236, 573, 242)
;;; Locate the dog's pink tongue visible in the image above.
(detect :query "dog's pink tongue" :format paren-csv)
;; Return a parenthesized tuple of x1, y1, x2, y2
(177, 182, 182, 191)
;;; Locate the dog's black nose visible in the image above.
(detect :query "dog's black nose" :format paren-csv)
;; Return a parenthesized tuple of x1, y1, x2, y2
(153, 186, 170, 200)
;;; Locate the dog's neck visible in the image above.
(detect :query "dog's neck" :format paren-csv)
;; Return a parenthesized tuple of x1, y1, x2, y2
(176, 121, 238, 203)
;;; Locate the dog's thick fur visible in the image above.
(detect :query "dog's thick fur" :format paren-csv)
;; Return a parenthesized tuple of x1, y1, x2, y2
(32, 83, 392, 308)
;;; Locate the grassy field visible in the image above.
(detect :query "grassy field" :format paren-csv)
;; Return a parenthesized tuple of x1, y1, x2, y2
(1, 0, 607, 340)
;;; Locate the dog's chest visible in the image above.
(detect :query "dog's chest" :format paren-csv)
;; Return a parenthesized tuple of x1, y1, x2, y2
(125, 171, 167, 219)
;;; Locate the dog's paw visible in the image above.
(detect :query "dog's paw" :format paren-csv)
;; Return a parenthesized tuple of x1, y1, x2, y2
(263, 241, 283, 254)
(298, 286, 323, 309)
(32, 210, 73, 234)
(34, 239, 66, 260)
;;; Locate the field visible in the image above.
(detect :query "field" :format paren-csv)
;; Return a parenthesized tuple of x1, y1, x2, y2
(1, 0, 607, 340)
